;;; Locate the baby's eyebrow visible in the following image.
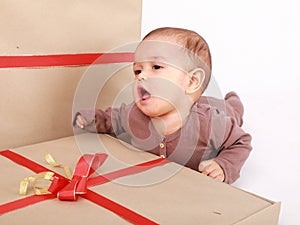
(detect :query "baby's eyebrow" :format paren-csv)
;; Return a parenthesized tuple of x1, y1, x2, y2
(134, 56, 168, 64)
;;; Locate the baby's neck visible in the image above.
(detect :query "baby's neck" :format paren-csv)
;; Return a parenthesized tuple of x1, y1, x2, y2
(151, 108, 190, 136)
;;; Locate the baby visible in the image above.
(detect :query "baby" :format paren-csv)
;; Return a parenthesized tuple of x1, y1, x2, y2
(74, 27, 252, 184)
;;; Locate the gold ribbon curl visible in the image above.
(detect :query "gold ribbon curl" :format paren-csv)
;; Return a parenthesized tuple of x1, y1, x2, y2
(19, 152, 72, 196)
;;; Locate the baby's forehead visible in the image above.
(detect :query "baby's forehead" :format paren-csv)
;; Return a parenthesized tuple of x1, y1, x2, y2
(134, 40, 196, 71)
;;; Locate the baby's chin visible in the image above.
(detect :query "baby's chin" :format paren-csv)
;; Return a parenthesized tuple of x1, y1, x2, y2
(136, 102, 155, 117)
(134, 100, 161, 118)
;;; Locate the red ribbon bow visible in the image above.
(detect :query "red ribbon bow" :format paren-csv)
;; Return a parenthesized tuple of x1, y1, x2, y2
(48, 153, 108, 201)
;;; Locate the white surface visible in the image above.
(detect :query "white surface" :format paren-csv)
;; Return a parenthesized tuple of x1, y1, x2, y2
(142, 1, 300, 224)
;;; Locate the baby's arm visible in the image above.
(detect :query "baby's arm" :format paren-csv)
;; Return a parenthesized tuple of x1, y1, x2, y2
(196, 107, 251, 184)
(196, 93, 251, 184)
(212, 116, 252, 184)
(73, 105, 128, 135)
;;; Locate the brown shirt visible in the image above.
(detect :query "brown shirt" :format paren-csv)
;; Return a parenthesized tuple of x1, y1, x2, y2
(76, 92, 252, 184)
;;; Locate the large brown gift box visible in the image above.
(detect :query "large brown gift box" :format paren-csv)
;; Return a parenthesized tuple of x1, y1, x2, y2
(0, 1, 280, 224)
(1, 134, 280, 225)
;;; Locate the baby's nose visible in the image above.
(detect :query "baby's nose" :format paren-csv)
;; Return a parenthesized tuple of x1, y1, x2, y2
(136, 72, 147, 81)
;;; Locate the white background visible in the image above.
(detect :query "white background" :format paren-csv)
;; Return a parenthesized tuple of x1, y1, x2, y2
(142, 1, 300, 224)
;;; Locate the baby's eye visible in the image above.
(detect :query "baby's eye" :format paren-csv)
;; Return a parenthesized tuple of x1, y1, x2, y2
(153, 65, 163, 70)
(134, 70, 142, 75)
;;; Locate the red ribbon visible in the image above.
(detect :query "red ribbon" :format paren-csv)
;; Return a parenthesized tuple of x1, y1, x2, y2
(0, 150, 170, 225)
(0, 52, 134, 68)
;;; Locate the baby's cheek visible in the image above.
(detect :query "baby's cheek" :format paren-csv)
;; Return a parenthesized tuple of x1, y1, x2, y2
(176, 75, 189, 90)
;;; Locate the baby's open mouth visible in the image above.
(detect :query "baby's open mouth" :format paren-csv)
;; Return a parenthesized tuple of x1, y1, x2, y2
(138, 86, 151, 101)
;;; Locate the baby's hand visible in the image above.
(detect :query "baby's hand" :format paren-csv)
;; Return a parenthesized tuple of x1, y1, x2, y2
(74, 114, 89, 129)
(198, 160, 225, 182)
(73, 110, 97, 132)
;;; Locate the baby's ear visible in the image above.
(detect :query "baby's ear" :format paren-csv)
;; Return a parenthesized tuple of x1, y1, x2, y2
(185, 68, 205, 94)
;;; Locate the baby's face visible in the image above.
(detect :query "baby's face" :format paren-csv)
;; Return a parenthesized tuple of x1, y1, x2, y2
(132, 39, 194, 118)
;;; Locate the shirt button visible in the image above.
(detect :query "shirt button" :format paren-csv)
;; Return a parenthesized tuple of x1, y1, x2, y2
(160, 154, 166, 158)
(159, 142, 165, 149)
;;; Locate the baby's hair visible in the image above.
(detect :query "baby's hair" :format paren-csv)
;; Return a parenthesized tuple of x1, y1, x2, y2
(143, 27, 212, 91)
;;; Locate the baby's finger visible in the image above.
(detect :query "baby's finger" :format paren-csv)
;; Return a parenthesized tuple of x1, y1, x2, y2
(207, 166, 225, 182)
(208, 169, 221, 179)
(201, 164, 215, 176)
(214, 174, 225, 182)
(76, 119, 84, 129)
(77, 115, 86, 124)
(209, 172, 224, 182)
(76, 115, 88, 128)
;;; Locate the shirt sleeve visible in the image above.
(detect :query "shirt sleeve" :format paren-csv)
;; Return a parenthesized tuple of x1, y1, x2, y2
(212, 111, 252, 184)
